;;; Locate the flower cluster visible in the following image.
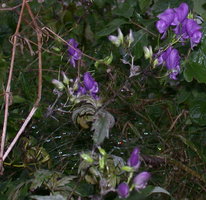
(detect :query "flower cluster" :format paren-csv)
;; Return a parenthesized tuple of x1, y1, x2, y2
(67, 38, 82, 67)
(78, 72, 99, 99)
(52, 71, 99, 102)
(117, 148, 151, 198)
(156, 3, 202, 48)
(155, 3, 202, 80)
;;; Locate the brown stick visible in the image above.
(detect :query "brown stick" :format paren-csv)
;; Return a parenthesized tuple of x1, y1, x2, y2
(0, 1, 31, 11)
(167, 110, 187, 132)
(0, 0, 27, 175)
(2, 2, 43, 163)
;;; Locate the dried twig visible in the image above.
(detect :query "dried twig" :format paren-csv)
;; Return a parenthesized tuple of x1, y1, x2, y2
(2, 2, 43, 164)
(167, 110, 187, 132)
(0, 0, 27, 175)
(0, 1, 31, 11)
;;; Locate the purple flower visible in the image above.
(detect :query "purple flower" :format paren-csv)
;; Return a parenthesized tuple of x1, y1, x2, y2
(184, 19, 202, 48)
(127, 147, 141, 170)
(117, 182, 129, 198)
(83, 72, 99, 94)
(156, 8, 175, 36)
(172, 3, 189, 26)
(158, 47, 180, 80)
(156, 3, 202, 48)
(67, 38, 82, 67)
(77, 72, 99, 99)
(77, 84, 87, 96)
(133, 172, 151, 190)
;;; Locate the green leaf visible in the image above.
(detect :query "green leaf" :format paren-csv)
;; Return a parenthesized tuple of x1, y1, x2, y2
(92, 110, 115, 144)
(149, 186, 171, 196)
(192, 0, 206, 20)
(138, 0, 152, 13)
(66, 182, 94, 197)
(184, 61, 206, 83)
(176, 87, 191, 104)
(152, 0, 193, 14)
(30, 170, 54, 191)
(112, 0, 137, 18)
(96, 18, 128, 37)
(184, 21, 206, 83)
(189, 96, 206, 126)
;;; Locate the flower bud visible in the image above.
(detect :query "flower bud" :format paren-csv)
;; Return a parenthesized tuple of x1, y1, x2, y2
(117, 182, 130, 198)
(127, 147, 141, 171)
(133, 172, 151, 190)
(52, 79, 65, 91)
(62, 72, 70, 85)
(143, 46, 153, 60)
(153, 58, 159, 68)
(125, 29, 134, 47)
(108, 28, 124, 47)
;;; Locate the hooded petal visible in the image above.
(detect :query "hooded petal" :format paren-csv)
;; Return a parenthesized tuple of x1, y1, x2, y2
(68, 38, 79, 56)
(83, 72, 99, 96)
(117, 182, 129, 198)
(165, 48, 180, 70)
(77, 84, 87, 95)
(156, 20, 169, 34)
(157, 8, 175, 25)
(127, 147, 141, 170)
(84, 72, 95, 90)
(133, 172, 151, 190)
(67, 38, 82, 67)
(185, 19, 201, 37)
(190, 30, 202, 48)
(172, 3, 189, 25)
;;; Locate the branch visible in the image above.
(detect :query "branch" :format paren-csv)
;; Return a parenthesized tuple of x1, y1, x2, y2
(0, 0, 27, 175)
(0, 1, 31, 11)
(2, 2, 43, 164)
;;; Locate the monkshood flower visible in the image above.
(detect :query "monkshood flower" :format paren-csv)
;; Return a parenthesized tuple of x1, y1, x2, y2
(158, 47, 180, 80)
(171, 3, 189, 26)
(84, 72, 99, 94)
(156, 3, 189, 37)
(67, 38, 82, 67)
(108, 28, 124, 47)
(77, 72, 99, 99)
(133, 172, 151, 191)
(156, 3, 202, 48)
(127, 147, 141, 171)
(117, 182, 130, 198)
(184, 19, 202, 48)
(156, 8, 175, 37)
